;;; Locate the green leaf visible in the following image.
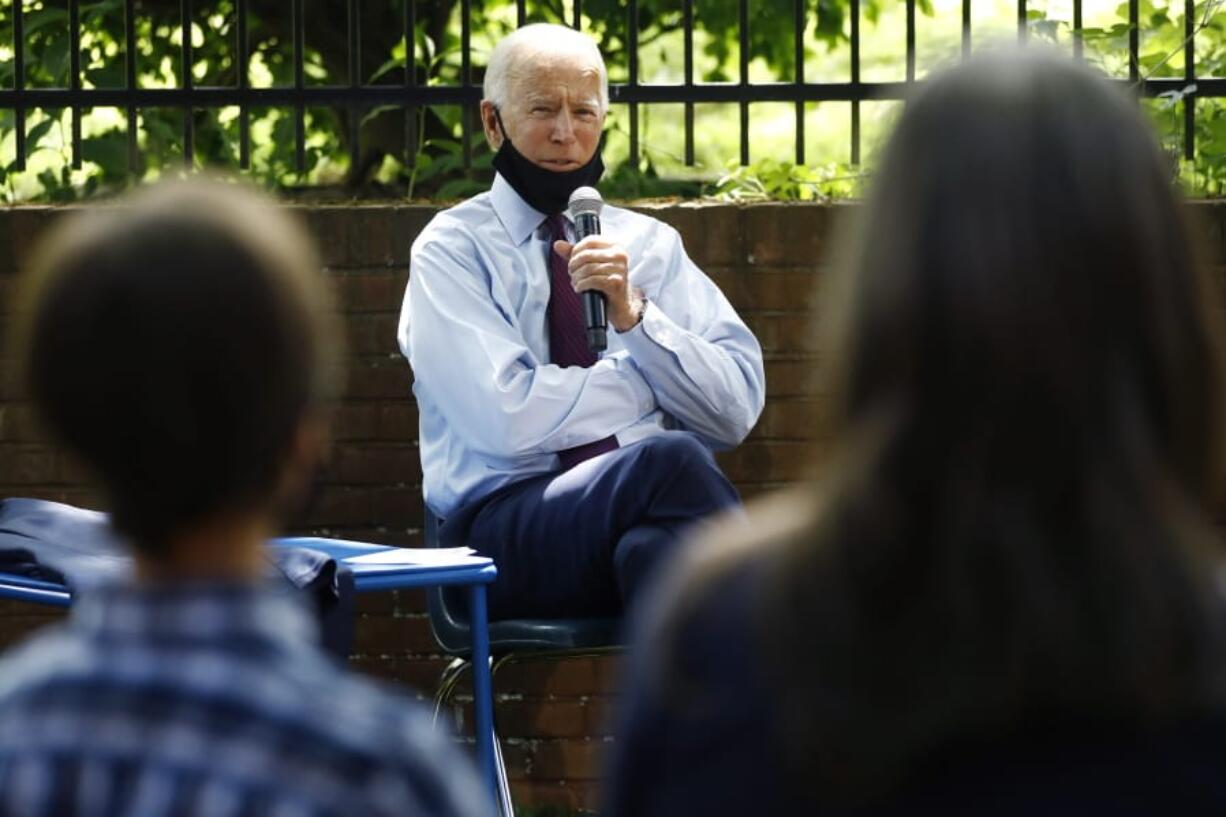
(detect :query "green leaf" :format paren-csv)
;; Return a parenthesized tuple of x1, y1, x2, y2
(368, 54, 406, 85)
(360, 104, 403, 128)
(24, 7, 68, 37)
(82, 130, 129, 177)
(436, 177, 487, 199)
(43, 34, 70, 85)
(85, 63, 125, 88)
(26, 118, 57, 150)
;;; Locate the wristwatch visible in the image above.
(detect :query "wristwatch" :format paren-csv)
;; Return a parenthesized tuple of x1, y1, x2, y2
(624, 294, 647, 331)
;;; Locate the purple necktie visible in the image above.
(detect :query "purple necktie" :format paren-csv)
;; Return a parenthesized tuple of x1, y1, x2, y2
(545, 214, 619, 470)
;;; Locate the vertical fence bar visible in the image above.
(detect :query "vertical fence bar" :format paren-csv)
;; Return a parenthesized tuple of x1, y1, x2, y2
(182, 0, 194, 167)
(1129, 0, 1139, 84)
(1017, 0, 1027, 43)
(125, 0, 138, 173)
(683, 0, 693, 165)
(962, 0, 971, 58)
(293, 0, 305, 173)
(573, 0, 582, 29)
(628, 0, 639, 168)
(238, 0, 250, 169)
(70, 0, 82, 169)
(1185, 0, 1195, 160)
(1073, 0, 1083, 60)
(348, 0, 361, 178)
(461, 0, 472, 172)
(13, 0, 23, 171)
(905, 0, 915, 81)
(516, 0, 525, 26)
(794, 0, 804, 165)
(739, 0, 749, 165)
(850, 0, 860, 165)
(405, 0, 417, 168)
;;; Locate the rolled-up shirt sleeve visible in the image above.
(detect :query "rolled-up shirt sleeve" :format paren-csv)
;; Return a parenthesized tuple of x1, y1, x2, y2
(618, 222, 765, 449)
(402, 223, 658, 461)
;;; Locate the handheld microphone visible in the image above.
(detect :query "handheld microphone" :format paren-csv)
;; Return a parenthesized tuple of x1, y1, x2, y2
(568, 186, 607, 353)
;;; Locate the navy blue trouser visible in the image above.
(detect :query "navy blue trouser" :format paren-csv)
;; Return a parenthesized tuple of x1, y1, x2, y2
(440, 432, 741, 620)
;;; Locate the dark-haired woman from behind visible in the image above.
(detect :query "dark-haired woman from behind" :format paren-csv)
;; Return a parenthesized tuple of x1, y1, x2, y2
(605, 48, 1226, 816)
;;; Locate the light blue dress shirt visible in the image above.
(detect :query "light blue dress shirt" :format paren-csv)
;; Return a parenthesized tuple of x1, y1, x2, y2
(399, 173, 766, 517)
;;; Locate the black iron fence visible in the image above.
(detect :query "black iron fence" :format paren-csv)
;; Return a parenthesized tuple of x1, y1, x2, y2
(0, 0, 1217, 179)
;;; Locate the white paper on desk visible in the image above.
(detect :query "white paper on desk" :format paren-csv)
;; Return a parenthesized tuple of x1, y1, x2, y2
(344, 547, 479, 566)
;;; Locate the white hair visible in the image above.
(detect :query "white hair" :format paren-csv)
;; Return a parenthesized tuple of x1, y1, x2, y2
(483, 24, 609, 113)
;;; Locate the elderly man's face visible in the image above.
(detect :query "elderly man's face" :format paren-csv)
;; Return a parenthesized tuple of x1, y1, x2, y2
(482, 52, 604, 171)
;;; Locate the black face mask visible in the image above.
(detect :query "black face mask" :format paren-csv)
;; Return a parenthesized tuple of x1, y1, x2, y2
(491, 108, 605, 216)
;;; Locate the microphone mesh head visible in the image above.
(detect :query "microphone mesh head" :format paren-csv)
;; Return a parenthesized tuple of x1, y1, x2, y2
(568, 186, 604, 218)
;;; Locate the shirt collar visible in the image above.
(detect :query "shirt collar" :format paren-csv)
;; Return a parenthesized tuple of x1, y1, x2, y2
(490, 173, 572, 246)
(70, 581, 319, 650)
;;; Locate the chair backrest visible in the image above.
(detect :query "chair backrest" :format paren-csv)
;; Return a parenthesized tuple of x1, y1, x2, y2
(423, 509, 474, 655)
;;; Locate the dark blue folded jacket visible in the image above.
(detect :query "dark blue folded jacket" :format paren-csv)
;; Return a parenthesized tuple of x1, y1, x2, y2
(0, 498, 354, 657)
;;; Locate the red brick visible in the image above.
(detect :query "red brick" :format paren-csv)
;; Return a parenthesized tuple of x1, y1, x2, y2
(744, 203, 836, 267)
(0, 271, 14, 311)
(302, 206, 412, 268)
(294, 526, 424, 547)
(742, 268, 825, 312)
(499, 740, 534, 780)
(328, 443, 419, 485)
(745, 313, 824, 354)
(340, 587, 428, 616)
(0, 360, 22, 399)
(368, 486, 423, 527)
(395, 587, 429, 612)
(299, 485, 421, 528)
(524, 738, 609, 780)
(353, 589, 398, 614)
(633, 202, 743, 267)
(352, 611, 440, 656)
(342, 312, 402, 356)
(495, 654, 623, 698)
(764, 357, 830, 397)
(582, 696, 619, 736)
(332, 269, 408, 313)
(331, 402, 418, 442)
(509, 780, 603, 812)
(490, 698, 588, 739)
(749, 397, 830, 441)
(0, 207, 59, 274)
(347, 654, 449, 696)
(717, 439, 823, 483)
(0, 403, 49, 442)
(345, 359, 414, 400)
(704, 265, 748, 305)
(0, 444, 61, 484)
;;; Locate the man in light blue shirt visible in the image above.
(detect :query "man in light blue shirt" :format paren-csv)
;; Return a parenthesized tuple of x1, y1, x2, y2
(399, 24, 765, 619)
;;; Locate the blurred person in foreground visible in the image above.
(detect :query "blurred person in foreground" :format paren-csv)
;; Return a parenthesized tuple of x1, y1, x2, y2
(606, 48, 1226, 816)
(0, 179, 491, 817)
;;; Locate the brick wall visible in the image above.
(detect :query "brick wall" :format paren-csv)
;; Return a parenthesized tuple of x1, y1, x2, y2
(4, 199, 1224, 812)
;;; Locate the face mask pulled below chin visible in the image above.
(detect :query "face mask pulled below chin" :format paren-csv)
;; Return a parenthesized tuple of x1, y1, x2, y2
(491, 133, 605, 216)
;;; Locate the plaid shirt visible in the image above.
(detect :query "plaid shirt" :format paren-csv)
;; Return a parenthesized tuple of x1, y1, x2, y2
(0, 582, 492, 817)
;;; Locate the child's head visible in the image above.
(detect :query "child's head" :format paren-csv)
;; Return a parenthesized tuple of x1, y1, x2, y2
(14, 179, 342, 555)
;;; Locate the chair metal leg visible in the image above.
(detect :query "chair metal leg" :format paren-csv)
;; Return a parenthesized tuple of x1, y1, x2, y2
(493, 728, 514, 817)
(436, 648, 623, 816)
(434, 654, 515, 816)
(432, 656, 470, 726)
